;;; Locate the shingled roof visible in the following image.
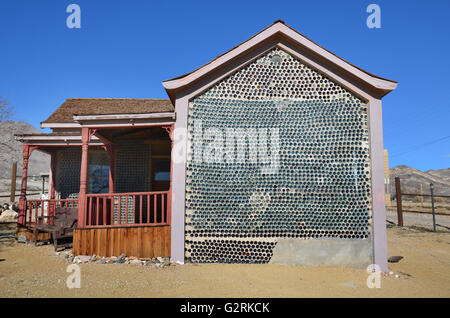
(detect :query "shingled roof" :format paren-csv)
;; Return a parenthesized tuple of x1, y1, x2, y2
(42, 98, 174, 124)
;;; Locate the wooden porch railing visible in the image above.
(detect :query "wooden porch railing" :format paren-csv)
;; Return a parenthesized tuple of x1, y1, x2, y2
(83, 191, 171, 228)
(21, 199, 78, 227)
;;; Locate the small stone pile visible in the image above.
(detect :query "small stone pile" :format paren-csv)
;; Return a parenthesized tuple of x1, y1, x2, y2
(0, 203, 18, 223)
(57, 251, 176, 268)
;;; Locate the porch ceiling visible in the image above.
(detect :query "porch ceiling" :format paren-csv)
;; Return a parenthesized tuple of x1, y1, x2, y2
(95, 126, 171, 142)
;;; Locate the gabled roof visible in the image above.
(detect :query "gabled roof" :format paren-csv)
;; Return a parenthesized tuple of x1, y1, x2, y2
(162, 20, 397, 102)
(42, 98, 174, 124)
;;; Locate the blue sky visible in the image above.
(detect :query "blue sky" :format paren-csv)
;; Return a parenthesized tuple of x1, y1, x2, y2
(0, 0, 449, 171)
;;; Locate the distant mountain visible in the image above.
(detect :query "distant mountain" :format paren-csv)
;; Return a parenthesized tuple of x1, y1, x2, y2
(390, 165, 450, 196)
(0, 121, 50, 179)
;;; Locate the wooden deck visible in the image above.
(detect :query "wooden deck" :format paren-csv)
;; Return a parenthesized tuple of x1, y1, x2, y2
(72, 225, 170, 258)
(17, 226, 52, 242)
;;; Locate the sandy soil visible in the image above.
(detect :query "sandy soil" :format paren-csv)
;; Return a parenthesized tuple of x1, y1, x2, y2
(0, 226, 449, 298)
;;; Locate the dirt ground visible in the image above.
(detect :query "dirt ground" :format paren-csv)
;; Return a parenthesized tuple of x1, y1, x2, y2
(0, 225, 449, 298)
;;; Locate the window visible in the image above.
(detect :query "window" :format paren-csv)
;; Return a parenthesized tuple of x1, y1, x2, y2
(88, 151, 109, 194)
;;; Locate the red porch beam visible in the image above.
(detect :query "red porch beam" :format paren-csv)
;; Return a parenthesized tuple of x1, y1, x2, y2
(94, 131, 113, 145)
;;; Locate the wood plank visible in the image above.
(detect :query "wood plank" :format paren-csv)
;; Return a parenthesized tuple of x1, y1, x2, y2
(155, 227, 162, 257)
(137, 226, 143, 258)
(142, 227, 150, 258)
(114, 228, 120, 257)
(130, 228, 137, 257)
(73, 230, 79, 255)
(99, 229, 105, 257)
(80, 230, 86, 255)
(106, 228, 112, 257)
(165, 227, 171, 257)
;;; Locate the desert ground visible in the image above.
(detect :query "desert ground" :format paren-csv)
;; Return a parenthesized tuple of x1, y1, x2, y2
(0, 225, 449, 298)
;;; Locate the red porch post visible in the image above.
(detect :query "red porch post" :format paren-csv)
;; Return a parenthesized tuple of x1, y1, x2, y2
(18, 144, 34, 225)
(78, 127, 90, 227)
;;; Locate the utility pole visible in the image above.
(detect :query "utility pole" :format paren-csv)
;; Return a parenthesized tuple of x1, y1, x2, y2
(10, 162, 17, 203)
(430, 183, 436, 232)
(395, 177, 403, 226)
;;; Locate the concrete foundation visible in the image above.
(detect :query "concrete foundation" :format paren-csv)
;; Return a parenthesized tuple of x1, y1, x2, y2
(270, 238, 372, 269)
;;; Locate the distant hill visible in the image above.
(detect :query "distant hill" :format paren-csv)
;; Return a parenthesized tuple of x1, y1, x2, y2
(0, 120, 50, 179)
(390, 165, 450, 196)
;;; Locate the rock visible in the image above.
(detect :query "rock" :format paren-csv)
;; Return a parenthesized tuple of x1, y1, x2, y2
(388, 256, 404, 263)
(119, 254, 127, 260)
(0, 210, 18, 223)
(129, 259, 142, 266)
(97, 258, 107, 264)
(89, 255, 97, 262)
(74, 255, 91, 263)
(17, 234, 27, 244)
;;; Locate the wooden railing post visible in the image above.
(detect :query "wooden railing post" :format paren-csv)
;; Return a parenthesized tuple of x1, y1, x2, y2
(395, 177, 403, 226)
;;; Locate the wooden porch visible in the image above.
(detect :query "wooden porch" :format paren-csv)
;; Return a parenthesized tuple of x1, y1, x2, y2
(17, 122, 174, 259)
